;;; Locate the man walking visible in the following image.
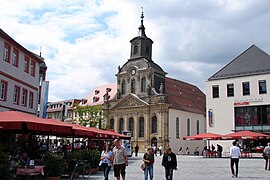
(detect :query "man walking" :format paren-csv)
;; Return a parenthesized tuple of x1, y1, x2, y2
(230, 141, 241, 178)
(263, 142, 270, 170)
(162, 147, 177, 180)
(112, 139, 128, 180)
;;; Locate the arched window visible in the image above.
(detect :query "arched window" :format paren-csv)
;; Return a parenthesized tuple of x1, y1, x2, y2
(151, 116, 157, 133)
(134, 45, 138, 55)
(129, 118, 134, 136)
(121, 80, 126, 95)
(176, 117, 180, 138)
(141, 77, 146, 93)
(139, 117, 144, 137)
(187, 118, 190, 136)
(131, 79, 136, 93)
(119, 118, 124, 134)
(110, 118, 114, 129)
(196, 120, 200, 135)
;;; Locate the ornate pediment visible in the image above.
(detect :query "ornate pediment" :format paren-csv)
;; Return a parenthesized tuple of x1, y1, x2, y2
(111, 94, 148, 109)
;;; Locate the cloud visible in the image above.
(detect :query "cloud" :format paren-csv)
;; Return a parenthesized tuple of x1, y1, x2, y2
(1, 0, 270, 101)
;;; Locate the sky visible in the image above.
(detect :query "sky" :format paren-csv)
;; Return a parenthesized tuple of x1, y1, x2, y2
(1, 0, 270, 102)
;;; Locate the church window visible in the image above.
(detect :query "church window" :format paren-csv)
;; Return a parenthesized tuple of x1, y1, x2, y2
(134, 45, 138, 55)
(121, 80, 126, 95)
(151, 116, 157, 133)
(196, 120, 200, 134)
(119, 118, 124, 133)
(145, 46, 149, 55)
(187, 118, 190, 136)
(110, 118, 114, 129)
(139, 117, 144, 137)
(129, 117, 134, 136)
(141, 77, 146, 92)
(176, 117, 180, 138)
(131, 79, 136, 93)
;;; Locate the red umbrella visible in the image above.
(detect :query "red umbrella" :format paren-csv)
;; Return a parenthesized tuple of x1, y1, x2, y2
(183, 132, 223, 140)
(222, 130, 270, 140)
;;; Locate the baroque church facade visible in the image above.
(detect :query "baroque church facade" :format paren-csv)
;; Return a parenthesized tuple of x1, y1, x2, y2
(102, 13, 206, 153)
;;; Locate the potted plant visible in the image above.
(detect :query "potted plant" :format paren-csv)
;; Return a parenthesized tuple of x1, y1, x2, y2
(44, 151, 64, 180)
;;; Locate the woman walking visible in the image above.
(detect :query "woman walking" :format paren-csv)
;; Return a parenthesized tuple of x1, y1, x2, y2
(100, 144, 113, 180)
(143, 147, 155, 180)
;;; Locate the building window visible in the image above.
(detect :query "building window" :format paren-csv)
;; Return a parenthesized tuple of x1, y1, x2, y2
(242, 82, 250, 96)
(196, 120, 199, 134)
(134, 45, 138, 55)
(110, 118, 114, 129)
(119, 118, 124, 134)
(30, 60, 36, 76)
(145, 46, 149, 55)
(13, 85, 20, 105)
(121, 80, 126, 95)
(93, 97, 100, 103)
(0, 81, 8, 101)
(139, 117, 144, 137)
(141, 77, 146, 93)
(151, 116, 157, 133)
(187, 118, 190, 136)
(212, 85, 219, 98)
(3, 42, 11, 62)
(131, 79, 136, 93)
(22, 89, 28, 106)
(227, 83, 234, 97)
(259, 80, 267, 94)
(128, 118, 134, 136)
(12, 48, 19, 67)
(176, 117, 180, 138)
(28, 91, 34, 108)
(24, 56, 30, 73)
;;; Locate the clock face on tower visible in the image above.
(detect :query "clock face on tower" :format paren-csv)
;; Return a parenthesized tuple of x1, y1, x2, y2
(131, 69, 136, 75)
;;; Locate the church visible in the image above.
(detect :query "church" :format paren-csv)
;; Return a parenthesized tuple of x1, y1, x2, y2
(96, 12, 206, 154)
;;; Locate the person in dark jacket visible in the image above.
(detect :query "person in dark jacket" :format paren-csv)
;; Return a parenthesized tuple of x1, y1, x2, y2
(162, 147, 177, 180)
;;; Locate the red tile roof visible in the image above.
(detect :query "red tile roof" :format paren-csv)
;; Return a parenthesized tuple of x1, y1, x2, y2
(165, 77, 206, 115)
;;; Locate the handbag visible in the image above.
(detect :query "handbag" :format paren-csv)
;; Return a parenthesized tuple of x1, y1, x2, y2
(140, 163, 146, 171)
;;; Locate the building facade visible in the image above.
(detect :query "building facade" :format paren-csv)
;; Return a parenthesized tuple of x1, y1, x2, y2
(0, 29, 47, 115)
(102, 13, 206, 153)
(206, 45, 270, 150)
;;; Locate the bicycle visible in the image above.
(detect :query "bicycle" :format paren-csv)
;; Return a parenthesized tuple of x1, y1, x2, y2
(70, 159, 91, 179)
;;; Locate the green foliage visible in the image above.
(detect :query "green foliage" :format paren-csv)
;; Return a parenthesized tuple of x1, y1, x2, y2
(0, 151, 15, 180)
(44, 151, 64, 177)
(74, 105, 104, 128)
(67, 149, 100, 169)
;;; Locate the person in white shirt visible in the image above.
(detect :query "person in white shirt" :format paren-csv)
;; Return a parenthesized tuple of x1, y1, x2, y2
(263, 143, 270, 170)
(230, 141, 241, 178)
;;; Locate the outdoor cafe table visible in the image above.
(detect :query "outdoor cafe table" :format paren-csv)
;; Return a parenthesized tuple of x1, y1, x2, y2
(240, 151, 252, 158)
(16, 165, 44, 177)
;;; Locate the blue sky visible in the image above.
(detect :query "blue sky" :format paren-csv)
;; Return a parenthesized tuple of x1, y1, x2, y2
(1, 0, 270, 101)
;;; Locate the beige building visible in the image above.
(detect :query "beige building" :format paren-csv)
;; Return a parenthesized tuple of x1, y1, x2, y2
(206, 45, 270, 151)
(102, 13, 206, 154)
(0, 29, 47, 115)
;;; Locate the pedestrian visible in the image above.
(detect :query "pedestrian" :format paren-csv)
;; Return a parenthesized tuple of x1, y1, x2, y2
(135, 144, 139, 157)
(112, 139, 128, 180)
(159, 145, 163, 156)
(162, 147, 177, 180)
(100, 143, 113, 180)
(263, 142, 270, 170)
(152, 144, 157, 156)
(143, 147, 155, 180)
(230, 141, 241, 178)
(217, 144, 223, 158)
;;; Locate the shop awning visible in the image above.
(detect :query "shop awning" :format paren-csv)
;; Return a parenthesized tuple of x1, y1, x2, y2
(183, 132, 223, 140)
(0, 111, 72, 135)
(222, 130, 270, 140)
(71, 124, 96, 137)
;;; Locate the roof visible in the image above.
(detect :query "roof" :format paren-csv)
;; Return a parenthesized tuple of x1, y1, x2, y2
(165, 77, 206, 115)
(81, 83, 117, 106)
(209, 45, 270, 80)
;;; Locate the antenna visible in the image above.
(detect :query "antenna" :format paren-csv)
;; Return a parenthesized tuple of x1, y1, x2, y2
(40, 47, 42, 57)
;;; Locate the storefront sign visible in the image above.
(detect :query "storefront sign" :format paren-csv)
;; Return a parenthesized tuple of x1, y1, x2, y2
(234, 97, 263, 106)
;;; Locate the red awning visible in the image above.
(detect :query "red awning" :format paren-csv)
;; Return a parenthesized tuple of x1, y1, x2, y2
(0, 111, 72, 135)
(222, 130, 270, 140)
(183, 132, 223, 140)
(71, 124, 96, 137)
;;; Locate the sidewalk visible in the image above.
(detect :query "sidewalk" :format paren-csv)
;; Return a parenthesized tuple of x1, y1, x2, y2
(63, 153, 270, 179)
